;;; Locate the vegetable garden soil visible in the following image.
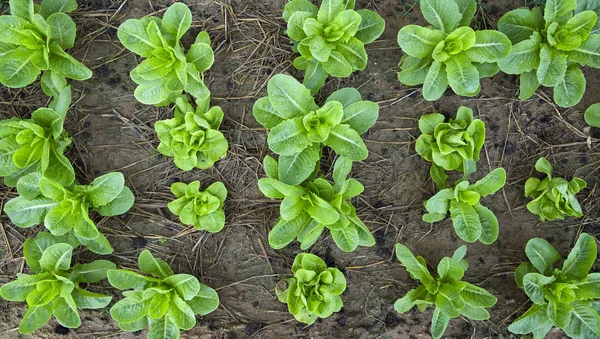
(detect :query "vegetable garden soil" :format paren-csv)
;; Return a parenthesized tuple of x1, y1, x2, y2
(1, 0, 599, 338)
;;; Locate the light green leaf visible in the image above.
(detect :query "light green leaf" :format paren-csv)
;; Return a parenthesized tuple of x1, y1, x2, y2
(455, 0, 477, 27)
(470, 168, 506, 197)
(585, 103, 600, 127)
(317, 0, 345, 25)
(564, 301, 600, 338)
(96, 186, 135, 216)
(544, 0, 577, 25)
(398, 25, 445, 58)
(450, 200, 482, 242)
(188, 284, 219, 315)
(560, 233, 597, 281)
(267, 74, 315, 118)
(138, 250, 174, 278)
(110, 291, 149, 324)
(331, 226, 359, 252)
(48, 44, 93, 80)
(355, 9, 385, 44)
(164, 274, 201, 301)
(419, 0, 460, 33)
(19, 305, 52, 334)
(431, 303, 451, 339)
(10, 0, 34, 21)
(525, 238, 561, 274)
(72, 288, 112, 309)
(519, 70, 540, 100)
(47, 13, 76, 49)
(107, 269, 148, 290)
(148, 316, 180, 339)
(303, 59, 328, 94)
(395, 243, 434, 284)
(168, 294, 196, 330)
(336, 37, 367, 70)
(465, 30, 512, 63)
(278, 144, 320, 185)
(253, 96, 284, 129)
(162, 3, 192, 41)
(445, 54, 480, 95)
(322, 51, 353, 77)
(498, 34, 541, 75)
(53, 296, 81, 328)
(473, 204, 499, 245)
(39, 243, 72, 272)
(460, 283, 497, 308)
(554, 65, 586, 108)
(570, 34, 600, 68)
(186, 42, 214, 73)
(398, 57, 431, 86)
(118, 19, 160, 58)
(325, 124, 368, 160)
(508, 304, 552, 334)
(40, 0, 78, 17)
(422, 60, 448, 101)
(536, 45, 568, 87)
(88, 172, 125, 207)
(267, 118, 311, 156)
(522, 273, 555, 304)
(341, 101, 379, 135)
(283, 0, 318, 22)
(498, 8, 545, 44)
(0, 47, 42, 88)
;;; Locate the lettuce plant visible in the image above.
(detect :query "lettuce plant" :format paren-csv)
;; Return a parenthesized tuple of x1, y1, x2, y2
(0, 0, 92, 88)
(108, 250, 219, 338)
(394, 244, 497, 339)
(509, 233, 600, 338)
(276, 253, 346, 324)
(585, 103, 600, 127)
(259, 156, 375, 252)
(415, 106, 485, 186)
(118, 3, 214, 106)
(4, 172, 135, 254)
(283, 0, 385, 93)
(0, 243, 114, 334)
(397, 0, 511, 100)
(168, 180, 227, 232)
(0, 84, 74, 187)
(525, 157, 587, 221)
(155, 95, 228, 171)
(253, 74, 379, 185)
(498, 0, 600, 107)
(423, 168, 506, 244)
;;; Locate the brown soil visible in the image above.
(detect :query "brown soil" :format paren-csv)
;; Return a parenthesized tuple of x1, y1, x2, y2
(0, 0, 598, 338)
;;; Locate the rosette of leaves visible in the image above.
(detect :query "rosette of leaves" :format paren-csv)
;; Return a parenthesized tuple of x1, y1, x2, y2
(4, 172, 135, 254)
(0, 243, 114, 334)
(423, 168, 506, 244)
(108, 250, 219, 338)
(498, 0, 600, 107)
(394, 244, 497, 339)
(118, 3, 214, 106)
(397, 0, 511, 101)
(276, 253, 346, 325)
(525, 157, 587, 221)
(415, 106, 485, 186)
(0, 0, 92, 88)
(253, 74, 379, 185)
(259, 156, 375, 252)
(155, 95, 228, 171)
(584, 103, 600, 127)
(168, 180, 227, 232)
(509, 233, 600, 338)
(283, 0, 385, 93)
(0, 83, 74, 187)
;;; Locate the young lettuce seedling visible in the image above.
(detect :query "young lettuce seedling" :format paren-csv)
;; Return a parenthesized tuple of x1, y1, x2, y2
(168, 180, 227, 232)
(0, 84, 74, 187)
(4, 172, 135, 254)
(397, 0, 511, 100)
(283, 0, 385, 93)
(498, 0, 600, 107)
(423, 168, 507, 244)
(0, 243, 114, 334)
(253, 74, 379, 185)
(394, 244, 497, 339)
(0, 0, 92, 88)
(259, 156, 375, 252)
(108, 250, 219, 338)
(509, 233, 600, 338)
(525, 157, 587, 221)
(118, 3, 214, 106)
(415, 106, 486, 188)
(276, 253, 346, 325)
(155, 95, 228, 171)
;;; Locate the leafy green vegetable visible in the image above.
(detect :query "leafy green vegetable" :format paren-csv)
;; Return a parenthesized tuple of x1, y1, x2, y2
(108, 250, 219, 338)
(498, 0, 600, 107)
(118, 3, 214, 105)
(397, 0, 511, 100)
(4, 171, 135, 254)
(423, 168, 506, 244)
(259, 156, 375, 252)
(253, 74, 379, 185)
(509, 233, 600, 339)
(415, 106, 485, 183)
(394, 244, 497, 339)
(283, 0, 385, 93)
(168, 181, 227, 233)
(585, 103, 600, 127)
(0, 0, 92, 88)
(276, 253, 346, 324)
(525, 157, 586, 221)
(0, 83, 74, 187)
(0, 243, 114, 334)
(155, 95, 228, 171)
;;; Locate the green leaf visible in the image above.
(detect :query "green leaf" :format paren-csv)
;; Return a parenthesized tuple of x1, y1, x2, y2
(96, 186, 135, 216)
(395, 243, 434, 284)
(53, 296, 81, 328)
(525, 238, 561, 274)
(585, 103, 600, 128)
(460, 283, 497, 308)
(536, 46, 568, 87)
(283, 0, 318, 22)
(394, 285, 428, 313)
(450, 200, 482, 243)
(147, 293, 170, 319)
(422, 60, 448, 101)
(470, 168, 506, 197)
(162, 3, 192, 41)
(560, 233, 597, 281)
(322, 51, 353, 77)
(445, 54, 479, 95)
(336, 37, 367, 70)
(10, 0, 34, 20)
(253, 97, 283, 129)
(522, 273, 555, 304)
(473, 204, 499, 245)
(554, 66, 586, 108)
(331, 9, 361, 41)
(186, 42, 214, 73)
(455, 0, 477, 27)
(47, 13, 76, 49)
(0, 47, 42, 88)
(498, 35, 541, 75)
(107, 269, 148, 290)
(72, 288, 112, 309)
(397, 25, 445, 58)
(535, 157, 553, 177)
(19, 305, 52, 334)
(547, 300, 573, 329)
(164, 274, 201, 301)
(326, 88, 362, 108)
(317, 0, 345, 25)
(168, 294, 196, 330)
(431, 307, 451, 339)
(267, 118, 311, 156)
(419, 0, 460, 33)
(110, 291, 149, 323)
(303, 59, 328, 94)
(341, 101, 378, 135)
(325, 124, 368, 160)
(187, 284, 219, 315)
(564, 301, 600, 338)
(398, 57, 431, 86)
(267, 74, 315, 118)
(138, 250, 174, 278)
(570, 34, 600, 68)
(70, 260, 115, 284)
(48, 44, 92, 81)
(355, 9, 385, 44)
(39, 0, 78, 17)
(278, 144, 320, 185)
(437, 257, 464, 282)
(509, 304, 552, 334)
(39, 243, 72, 272)
(465, 30, 512, 63)
(148, 316, 180, 339)
(498, 8, 545, 44)
(331, 226, 359, 252)
(88, 172, 125, 207)
(544, 0, 577, 25)
(118, 19, 160, 57)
